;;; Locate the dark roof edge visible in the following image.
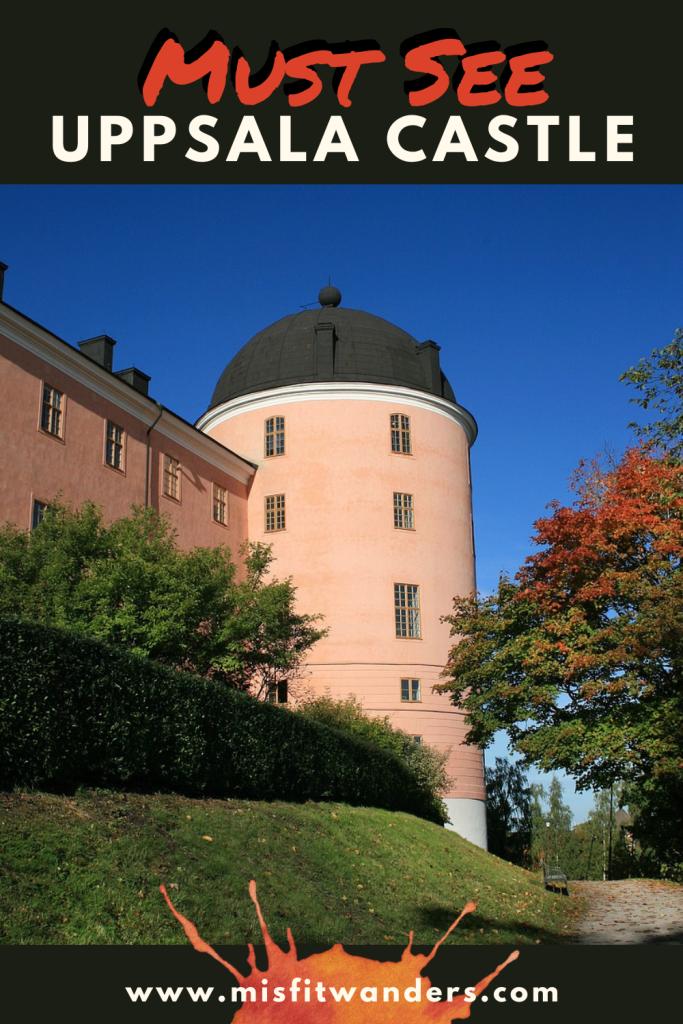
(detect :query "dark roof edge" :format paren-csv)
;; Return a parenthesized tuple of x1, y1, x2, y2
(199, 379, 477, 448)
(0, 300, 257, 473)
(208, 373, 456, 408)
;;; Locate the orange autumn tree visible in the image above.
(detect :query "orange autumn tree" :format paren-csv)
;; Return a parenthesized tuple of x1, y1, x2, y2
(437, 448, 683, 867)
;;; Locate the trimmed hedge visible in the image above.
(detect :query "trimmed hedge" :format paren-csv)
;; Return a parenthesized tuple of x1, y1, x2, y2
(0, 618, 445, 822)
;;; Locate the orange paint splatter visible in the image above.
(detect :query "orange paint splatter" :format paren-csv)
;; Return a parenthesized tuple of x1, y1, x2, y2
(160, 881, 519, 1023)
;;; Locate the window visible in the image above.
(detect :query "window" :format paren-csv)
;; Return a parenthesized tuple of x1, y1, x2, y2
(265, 416, 285, 457)
(394, 583, 421, 638)
(105, 421, 124, 470)
(393, 492, 415, 530)
(32, 500, 47, 530)
(390, 413, 411, 454)
(163, 455, 180, 500)
(265, 493, 286, 532)
(41, 384, 63, 437)
(213, 483, 228, 525)
(412, 735, 423, 745)
(266, 680, 288, 704)
(401, 678, 421, 702)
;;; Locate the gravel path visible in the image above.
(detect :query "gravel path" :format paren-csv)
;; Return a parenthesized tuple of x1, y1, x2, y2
(570, 880, 683, 943)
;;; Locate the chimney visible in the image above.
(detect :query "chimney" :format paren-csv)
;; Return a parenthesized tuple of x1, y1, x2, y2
(315, 321, 336, 379)
(416, 340, 442, 396)
(115, 367, 151, 396)
(0, 262, 8, 302)
(78, 334, 117, 372)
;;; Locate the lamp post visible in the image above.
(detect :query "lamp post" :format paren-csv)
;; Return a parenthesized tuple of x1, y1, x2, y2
(546, 820, 550, 863)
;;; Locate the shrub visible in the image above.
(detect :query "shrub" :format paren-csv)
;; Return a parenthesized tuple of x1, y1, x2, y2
(0, 619, 443, 823)
(295, 694, 449, 822)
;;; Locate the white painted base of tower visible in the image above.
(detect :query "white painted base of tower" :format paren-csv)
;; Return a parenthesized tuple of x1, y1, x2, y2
(444, 798, 488, 850)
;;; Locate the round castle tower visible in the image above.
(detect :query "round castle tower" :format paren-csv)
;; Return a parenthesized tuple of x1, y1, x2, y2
(197, 286, 487, 848)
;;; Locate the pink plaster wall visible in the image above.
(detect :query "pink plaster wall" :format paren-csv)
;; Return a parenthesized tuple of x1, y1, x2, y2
(206, 392, 484, 803)
(0, 330, 249, 552)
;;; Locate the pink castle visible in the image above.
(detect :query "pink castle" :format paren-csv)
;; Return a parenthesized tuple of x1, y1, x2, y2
(0, 266, 487, 848)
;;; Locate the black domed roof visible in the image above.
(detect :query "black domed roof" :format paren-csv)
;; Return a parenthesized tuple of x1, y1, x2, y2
(209, 300, 456, 409)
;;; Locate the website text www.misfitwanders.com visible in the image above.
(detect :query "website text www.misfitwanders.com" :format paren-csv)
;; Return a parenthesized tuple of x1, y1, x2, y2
(125, 978, 558, 1007)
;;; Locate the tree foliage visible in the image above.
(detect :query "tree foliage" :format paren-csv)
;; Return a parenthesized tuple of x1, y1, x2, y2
(529, 776, 578, 876)
(624, 780, 683, 879)
(620, 327, 683, 455)
(0, 500, 326, 697)
(437, 448, 683, 810)
(484, 756, 532, 865)
(528, 783, 549, 868)
(527, 781, 632, 881)
(544, 776, 574, 866)
(575, 786, 631, 881)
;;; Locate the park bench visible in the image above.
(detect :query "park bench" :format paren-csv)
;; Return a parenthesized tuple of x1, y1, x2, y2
(542, 859, 569, 896)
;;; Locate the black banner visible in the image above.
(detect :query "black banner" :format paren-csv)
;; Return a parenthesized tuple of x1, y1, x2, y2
(4, 945, 678, 1023)
(0, 2, 678, 183)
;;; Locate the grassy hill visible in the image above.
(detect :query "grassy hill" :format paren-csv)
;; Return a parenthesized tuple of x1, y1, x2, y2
(0, 789, 581, 946)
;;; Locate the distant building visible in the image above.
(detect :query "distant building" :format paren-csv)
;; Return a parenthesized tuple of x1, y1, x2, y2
(0, 266, 487, 848)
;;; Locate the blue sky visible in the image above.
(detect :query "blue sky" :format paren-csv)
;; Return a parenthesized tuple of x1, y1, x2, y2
(2, 184, 681, 821)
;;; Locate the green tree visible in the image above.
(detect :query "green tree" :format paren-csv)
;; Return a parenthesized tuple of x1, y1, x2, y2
(438, 451, 683, 776)
(527, 777, 592, 879)
(529, 782, 548, 868)
(437, 447, 683, 874)
(544, 776, 575, 870)
(563, 787, 632, 881)
(483, 756, 532, 866)
(623, 781, 683, 880)
(620, 326, 683, 455)
(619, 330, 683, 878)
(0, 499, 326, 697)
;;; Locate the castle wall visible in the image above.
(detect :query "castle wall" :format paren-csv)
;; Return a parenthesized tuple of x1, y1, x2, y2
(201, 382, 487, 843)
(0, 303, 253, 549)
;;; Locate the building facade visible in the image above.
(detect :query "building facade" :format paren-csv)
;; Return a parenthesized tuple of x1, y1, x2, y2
(0, 267, 487, 848)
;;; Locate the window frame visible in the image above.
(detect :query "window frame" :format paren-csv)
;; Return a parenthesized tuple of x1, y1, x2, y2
(31, 498, 48, 531)
(393, 491, 415, 530)
(162, 454, 181, 503)
(266, 680, 288, 705)
(390, 412, 412, 455)
(212, 482, 228, 526)
(264, 415, 286, 458)
(400, 678, 422, 702)
(104, 419, 125, 472)
(394, 583, 421, 639)
(264, 493, 286, 533)
(39, 382, 65, 440)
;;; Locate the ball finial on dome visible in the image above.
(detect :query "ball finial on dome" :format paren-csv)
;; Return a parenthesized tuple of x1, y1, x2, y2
(319, 284, 341, 308)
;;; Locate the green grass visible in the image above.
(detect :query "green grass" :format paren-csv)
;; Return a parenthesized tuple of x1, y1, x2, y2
(0, 789, 582, 946)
